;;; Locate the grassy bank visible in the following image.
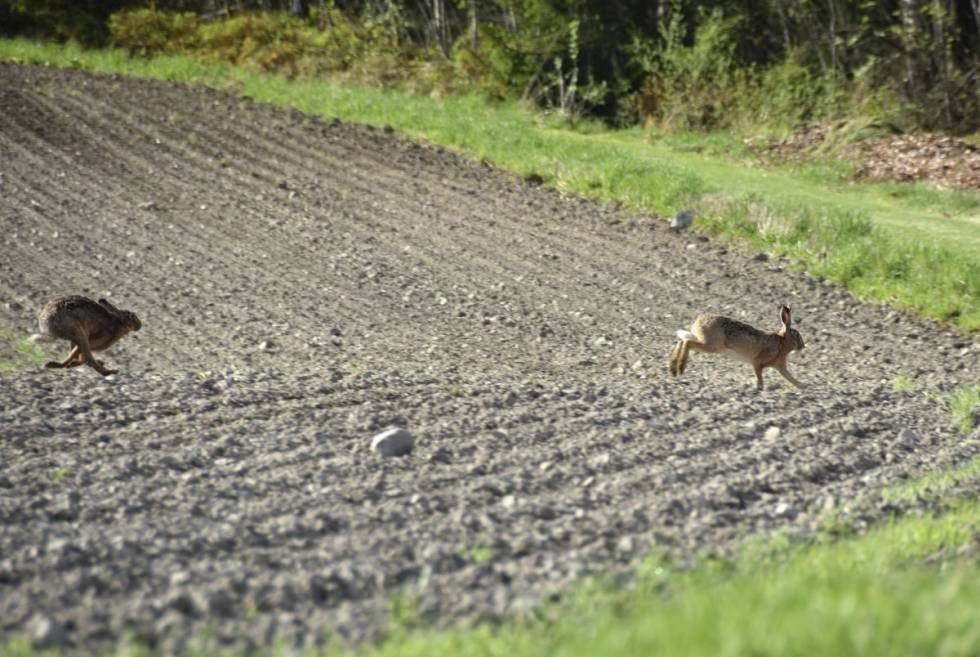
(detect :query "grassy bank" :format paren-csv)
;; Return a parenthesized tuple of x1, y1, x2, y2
(1, 38, 978, 331)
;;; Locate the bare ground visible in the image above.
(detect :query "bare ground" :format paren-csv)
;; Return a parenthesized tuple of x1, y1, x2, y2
(0, 62, 978, 654)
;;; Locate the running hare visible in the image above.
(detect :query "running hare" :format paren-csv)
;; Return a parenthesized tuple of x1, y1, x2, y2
(669, 305, 804, 390)
(38, 296, 142, 376)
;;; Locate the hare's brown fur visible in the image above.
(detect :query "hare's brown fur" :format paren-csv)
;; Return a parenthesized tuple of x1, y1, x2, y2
(39, 296, 142, 376)
(669, 305, 804, 389)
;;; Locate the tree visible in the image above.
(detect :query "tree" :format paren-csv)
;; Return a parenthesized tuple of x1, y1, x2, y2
(290, 0, 311, 18)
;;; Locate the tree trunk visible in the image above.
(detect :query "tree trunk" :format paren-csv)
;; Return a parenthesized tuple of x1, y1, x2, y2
(469, 1, 478, 50)
(289, 0, 310, 18)
(432, 0, 449, 56)
(827, 0, 838, 75)
(772, 0, 792, 52)
(930, 0, 953, 128)
(898, 0, 922, 103)
(972, 0, 980, 41)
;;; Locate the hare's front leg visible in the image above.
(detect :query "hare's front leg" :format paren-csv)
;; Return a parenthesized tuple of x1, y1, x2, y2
(775, 365, 804, 389)
(45, 343, 80, 369)
(752, 362, 765, 390)
(74, 333, 118, 376)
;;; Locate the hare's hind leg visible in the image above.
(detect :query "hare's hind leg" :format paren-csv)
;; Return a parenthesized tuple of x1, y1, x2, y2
(678, 338, 717, 375)
(46, 343, 80, 369)
(68, 353, 101, 368)
(669, 341, 684, 376)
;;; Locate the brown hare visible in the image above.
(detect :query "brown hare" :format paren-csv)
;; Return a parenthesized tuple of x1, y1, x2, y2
(669, 305, 805, 390)
(38, 296, 142, 376)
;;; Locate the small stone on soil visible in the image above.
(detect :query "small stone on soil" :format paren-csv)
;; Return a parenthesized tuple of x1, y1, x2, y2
(31, 615, 69, 649)
(370, 427, 415, 457)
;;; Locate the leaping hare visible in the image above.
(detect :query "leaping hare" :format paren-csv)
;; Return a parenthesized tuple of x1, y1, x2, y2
(669, 305, 805, 390)
(38, 296, 142, 376)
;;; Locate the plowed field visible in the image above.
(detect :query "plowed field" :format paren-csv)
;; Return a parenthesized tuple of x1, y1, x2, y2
(1, 62, 977, 654)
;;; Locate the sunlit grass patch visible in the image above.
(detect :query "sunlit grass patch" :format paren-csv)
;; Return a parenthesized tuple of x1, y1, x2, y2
(885, 454, 980, 503)
(950, 385, 980, 433)
(0, 327, 50, 373)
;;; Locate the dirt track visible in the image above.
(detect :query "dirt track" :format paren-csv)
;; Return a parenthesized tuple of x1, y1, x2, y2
(1, 62, 978, 654)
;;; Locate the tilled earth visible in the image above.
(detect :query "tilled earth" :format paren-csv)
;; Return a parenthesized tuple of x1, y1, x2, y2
(0, 62, 978, 654)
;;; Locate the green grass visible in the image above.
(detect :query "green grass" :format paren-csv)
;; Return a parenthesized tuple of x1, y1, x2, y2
(949, 386, 980, 433)
(885, 454, 980, 503)
(892, 373, 916, 392)
(0, 327, 50, 373)
(2, 37, 978, 330)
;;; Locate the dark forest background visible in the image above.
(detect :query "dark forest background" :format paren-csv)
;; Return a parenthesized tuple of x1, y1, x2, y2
(1, 1, 978, 132)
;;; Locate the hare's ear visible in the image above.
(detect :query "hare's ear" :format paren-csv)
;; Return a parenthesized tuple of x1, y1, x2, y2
(98, 298, 122, 315)
(780, 305, 792, 329)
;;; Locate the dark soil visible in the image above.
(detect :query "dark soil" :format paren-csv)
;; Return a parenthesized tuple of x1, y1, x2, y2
(0, 62, 978, 655)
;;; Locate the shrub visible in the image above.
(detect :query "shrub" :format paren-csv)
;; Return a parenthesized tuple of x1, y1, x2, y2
(195, 13, 313, 74)
(108, 6, 430, 84)
(109, 8, 197, 56)
(628, 9, 748, 131)
(750, 53, 844, 131)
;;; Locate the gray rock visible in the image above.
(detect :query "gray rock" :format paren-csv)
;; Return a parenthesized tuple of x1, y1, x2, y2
(669, 209, 695, 231)
(898, 428, 920, 447)
(47, 492, 80, 522)
(31, 615, 69, 649)
(774, 502, 796, 518)
(165, 590, 200, 616)
(370, 427, 415, 457)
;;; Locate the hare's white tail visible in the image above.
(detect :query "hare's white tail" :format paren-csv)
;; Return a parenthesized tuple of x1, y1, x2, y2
(28, 333, 56, 344)
(676, 329, 697, 342)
